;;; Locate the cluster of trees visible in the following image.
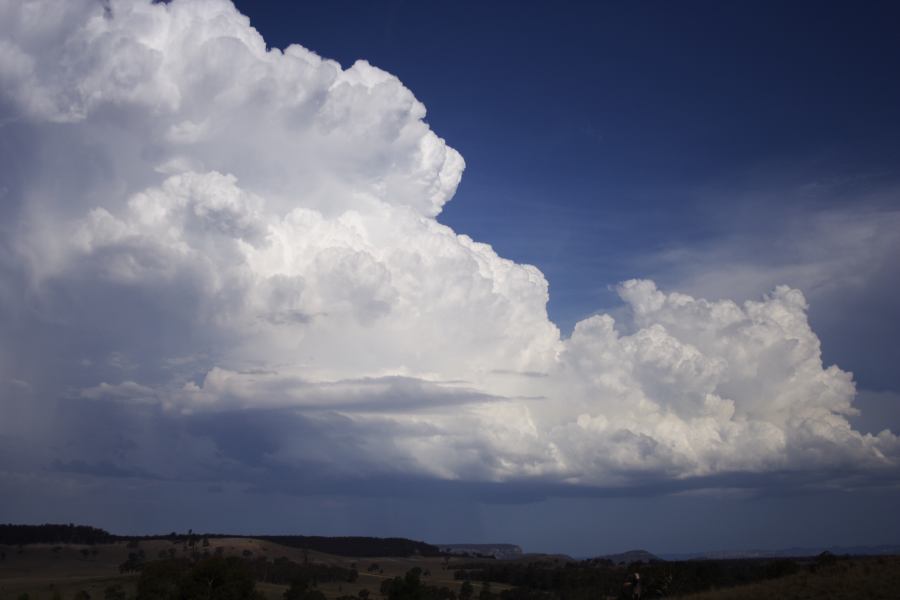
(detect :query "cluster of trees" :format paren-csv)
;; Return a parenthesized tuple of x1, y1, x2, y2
(453, 557, 802, 599)
(122, 547, 356, 578)
(120, 548, 148, 573)
(454, 561, 571, 590)
(122, 550, 358, 599)
(247, 555, 358, 585)
(0, 524, 228, 548)
(283, 577, 327, 600)
(379, 567, 456, 600)
(1, 525, 443, 560)
(135, 556, 265, 600)
(375, 567, 551, 600)
(258, 536, 442, 557)
(0, 524, 114, 545)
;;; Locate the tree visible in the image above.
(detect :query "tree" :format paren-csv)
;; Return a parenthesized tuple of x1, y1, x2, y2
(104, 585, 127, 600)
(479, 582, 493, 600)
(136, 556, 265, 600)
(120, 549, 146, 573)
(136, 559, 188, 600)
(284, 577, 326, 600)
(381, 567, 425, 600)
(181, 556, 259, 600)
(459, 581, 474, 600)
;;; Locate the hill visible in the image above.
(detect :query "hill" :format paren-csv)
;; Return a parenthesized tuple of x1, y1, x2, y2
(672, 555, 900, 599)
(0, 536, 461, 600)
(0, 524, 441, 558)
(259, 535, 442, 557)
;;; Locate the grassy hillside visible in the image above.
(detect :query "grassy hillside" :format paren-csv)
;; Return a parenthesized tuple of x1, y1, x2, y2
(0, 538, 469, 600)
(672, 555, 900, 599)
(2, 536, 899, 600)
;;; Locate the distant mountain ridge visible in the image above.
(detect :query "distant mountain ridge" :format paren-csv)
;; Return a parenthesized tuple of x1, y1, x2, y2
(439, 543, 524, 559)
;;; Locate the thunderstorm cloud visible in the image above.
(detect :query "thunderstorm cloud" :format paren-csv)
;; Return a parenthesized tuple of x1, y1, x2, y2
(0, 0, 896, 504)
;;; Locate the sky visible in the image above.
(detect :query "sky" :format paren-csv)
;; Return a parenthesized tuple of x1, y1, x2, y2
(0, 0, 899, 556)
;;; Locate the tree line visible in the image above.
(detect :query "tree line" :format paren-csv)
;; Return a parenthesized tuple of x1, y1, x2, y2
(258, 535, 442, 557)
(0, 524, 114, 545)
(1, 524, 442, 558)
(452, 556, 805, 599)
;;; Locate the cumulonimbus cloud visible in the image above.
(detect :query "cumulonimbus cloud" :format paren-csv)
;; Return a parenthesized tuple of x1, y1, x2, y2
(0, 0, 896, 495)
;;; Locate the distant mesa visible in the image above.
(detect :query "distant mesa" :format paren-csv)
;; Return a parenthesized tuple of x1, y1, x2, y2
(439, 543, 524, 560)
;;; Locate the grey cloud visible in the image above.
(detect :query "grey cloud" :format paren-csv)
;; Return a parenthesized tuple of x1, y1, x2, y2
(53, 459, 161, 480)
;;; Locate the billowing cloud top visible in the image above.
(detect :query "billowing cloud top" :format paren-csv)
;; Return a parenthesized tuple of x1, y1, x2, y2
(0, 0, 896, 498)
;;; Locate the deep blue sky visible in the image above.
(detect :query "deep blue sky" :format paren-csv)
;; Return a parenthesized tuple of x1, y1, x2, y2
(234, 0, 900, 395)
(219, 2, 899, 553)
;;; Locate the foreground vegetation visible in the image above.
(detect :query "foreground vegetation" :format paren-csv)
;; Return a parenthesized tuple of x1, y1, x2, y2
(674, 554, 900, 599)
(2, 526, 899, 600)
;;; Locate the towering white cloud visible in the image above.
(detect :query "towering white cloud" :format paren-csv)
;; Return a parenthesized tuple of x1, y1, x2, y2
(0, 0, 895, 494)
